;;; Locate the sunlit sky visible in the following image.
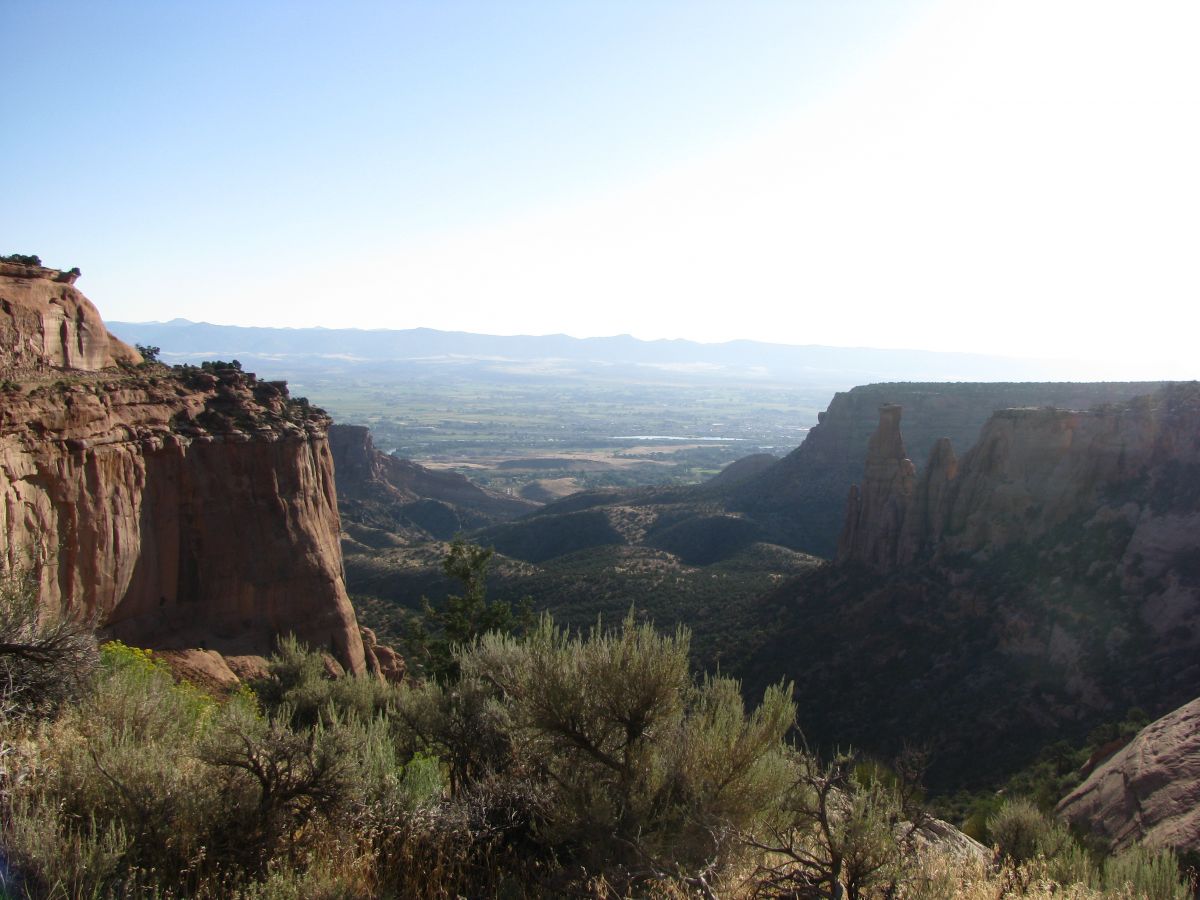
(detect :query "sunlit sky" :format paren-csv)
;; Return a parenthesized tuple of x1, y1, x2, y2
(4, 1, 1198, 378)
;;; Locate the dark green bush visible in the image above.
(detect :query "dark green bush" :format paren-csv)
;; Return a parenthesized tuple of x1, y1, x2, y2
(0, 253, 41, 266)
(0, 564, 97, 718)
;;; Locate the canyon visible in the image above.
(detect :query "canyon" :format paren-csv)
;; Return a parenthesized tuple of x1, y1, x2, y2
(744, 384, 1200, 787)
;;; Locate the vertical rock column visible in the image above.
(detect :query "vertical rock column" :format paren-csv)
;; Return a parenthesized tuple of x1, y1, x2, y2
(836, 404, 918, 568)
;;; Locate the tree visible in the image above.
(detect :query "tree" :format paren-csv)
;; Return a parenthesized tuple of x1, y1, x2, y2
(411, 539, 531, 681)
(135, 343, 161, 363)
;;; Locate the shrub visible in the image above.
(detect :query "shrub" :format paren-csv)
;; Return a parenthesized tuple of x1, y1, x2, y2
(393, 674, 513, 796)
(199, 702, 358, 875)
(0, 563, 98, 718)
(252, 634, 398, 729)
(749, 749, 914, 900)
(459, 612, 795, 886)
(988, 797, 1061, 865)
(1101, 843, 1192, 898)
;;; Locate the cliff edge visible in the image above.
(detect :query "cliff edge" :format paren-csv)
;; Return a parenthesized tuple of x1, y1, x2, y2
(0, 264, 367, 673)
(0, 260, 142, 373)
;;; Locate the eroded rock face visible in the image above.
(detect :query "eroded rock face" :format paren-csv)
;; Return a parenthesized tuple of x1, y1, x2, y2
(1057, 697, 1200, 853)
(730, 381, 1169, 557)
(837, 386, 1200, 573)
(360, 626, 406, 684)
(0, 262, 141, 372)
(0, 267, 366, 673)
(837, 405, 917, 567)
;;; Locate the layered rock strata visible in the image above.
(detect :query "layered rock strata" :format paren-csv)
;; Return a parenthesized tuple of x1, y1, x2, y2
(838, 386, 1200, 574)
(0, 261, 141, 372)
(0, 266, 367, 673)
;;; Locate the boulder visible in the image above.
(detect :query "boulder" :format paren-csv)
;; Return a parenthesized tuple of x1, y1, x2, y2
(1057, 697, 1200, 853)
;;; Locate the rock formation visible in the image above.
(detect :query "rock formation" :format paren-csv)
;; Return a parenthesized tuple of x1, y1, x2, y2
(1057, 696, 1200, 853)
(728, 381, 1169, 557)
(744, 383, 1200, 788)
(0, 265, 368, 674)
(329, 423, 535, 539)
(837, 405, 916, 568)
(838, 386, 1200, 572)
(0, 260, 141, 372)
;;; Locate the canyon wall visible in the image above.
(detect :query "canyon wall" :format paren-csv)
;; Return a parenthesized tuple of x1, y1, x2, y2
(729, 381, 1168, 557)
(744, 383, 1200, 787)
(838, 385, 1200, 577)
(0, 266, 366, 673)
(330, 423, 535, 539)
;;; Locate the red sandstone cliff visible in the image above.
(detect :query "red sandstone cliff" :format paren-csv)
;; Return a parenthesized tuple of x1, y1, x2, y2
(0, 261, 142, 373)
(0, 265, 367, 674)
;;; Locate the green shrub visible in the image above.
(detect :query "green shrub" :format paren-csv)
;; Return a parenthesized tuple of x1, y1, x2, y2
(393, 674, 512, 796)
(750, 749, 917, 900)
(252, 634, 398, 728)
(1102, 843, 1192, 898)
(459, 612, 795, 883)
(988, 797, 1058, 865)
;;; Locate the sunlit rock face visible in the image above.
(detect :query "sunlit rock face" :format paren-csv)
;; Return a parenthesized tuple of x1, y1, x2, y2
(0, 265, 366, 674)
(0, 261, 142, 371)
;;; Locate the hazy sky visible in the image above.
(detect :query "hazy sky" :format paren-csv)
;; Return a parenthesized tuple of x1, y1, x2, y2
(4, 1, 1198, 377)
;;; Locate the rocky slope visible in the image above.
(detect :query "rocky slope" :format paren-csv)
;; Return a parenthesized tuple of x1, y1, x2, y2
(1057, 696, 1200, 853)
(0, 265, 369, 674)
(744, 384, 1200, 787)
(330, 423, 535, 540)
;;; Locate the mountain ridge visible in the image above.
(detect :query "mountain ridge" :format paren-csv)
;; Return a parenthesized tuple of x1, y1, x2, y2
(107, 318, 1119, 383)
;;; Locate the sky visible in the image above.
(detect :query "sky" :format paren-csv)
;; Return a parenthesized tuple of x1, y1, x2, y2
(4, 0, 1198, 378)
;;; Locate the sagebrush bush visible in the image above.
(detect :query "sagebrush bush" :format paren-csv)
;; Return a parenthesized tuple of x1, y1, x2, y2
(459, 613, 795, 883)
(1101, 843, 1192, 898)
(253, 634, 398, 728)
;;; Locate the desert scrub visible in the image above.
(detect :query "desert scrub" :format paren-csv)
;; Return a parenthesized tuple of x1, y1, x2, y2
(0, 638, 443, 896)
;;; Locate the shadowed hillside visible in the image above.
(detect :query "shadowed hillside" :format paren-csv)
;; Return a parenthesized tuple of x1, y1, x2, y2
(741, 383, 1200, 789)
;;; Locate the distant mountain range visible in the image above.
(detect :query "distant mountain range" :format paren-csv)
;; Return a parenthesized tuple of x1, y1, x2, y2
(108, 319, 1117, 385)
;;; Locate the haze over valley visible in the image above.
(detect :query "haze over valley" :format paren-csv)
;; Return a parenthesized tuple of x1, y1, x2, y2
(4, 0, 1200, 896)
